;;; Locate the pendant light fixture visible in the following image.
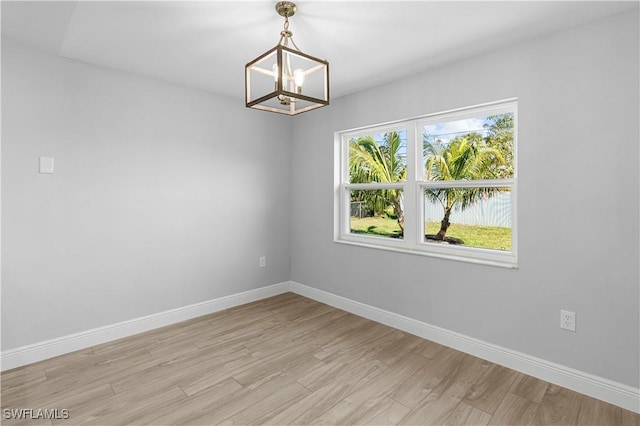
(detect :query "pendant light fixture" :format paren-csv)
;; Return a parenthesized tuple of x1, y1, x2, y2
(245, 2, 329, 115)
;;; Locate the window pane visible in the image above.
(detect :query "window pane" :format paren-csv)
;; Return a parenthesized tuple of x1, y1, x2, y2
(424, 188, 512, 251)
(423, 113, 514, 180)
(349, 130, 407, 184)
(350, 189, 404, 239)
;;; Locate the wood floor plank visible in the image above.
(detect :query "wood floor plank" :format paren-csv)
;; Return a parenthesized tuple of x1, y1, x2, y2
(1, 366, 48, 397)
(242, 310, 356, 355)
(52, 385, 187, 425)
(421, 353, 492, 402)
(297, 353, 386, 393)
(341, 329, 407, 362)
(390, 349, 466, 409)
(312, 320, 395, 362)
(178, 376, 310, 425)
(266, 382, 355, 425)
(43, 347, 153, 381)
(443, 401, 492, 426)
(270, 356, 389, 425)
(110, 344, 253, 395)
(374, 333, 430, 365)
(140, 378, 244, 425)
(509, 372, 549, 404)
(42, 383, 115, 417)
(1, 383, 113, 426)
(463, 363, 519, 414)
(576, 394, 623, 425)
(28, 347, 165, 399)
(239, 353, 325, 391)
(2, 293, 635, 426)
(397, 385, 463, 425)
(209, 338, 320, 390)
(397, 354, 492, 425)
(536, 383, 583, 425)
(310, 352, 427, 425)
(176, 349, 256, 396)
(0, 348, 94, 387)
(488, 392, 541, 425)
(190, 327, 266, 351)
(411, 339, 450, 359)
(622, 408, 640, 425)
(2, 378, 114, 411)
(352, 397, 411, 425)
(227, 382, 312, 425)
(232, 345, 324, 388)
(87, 312, 244, 357)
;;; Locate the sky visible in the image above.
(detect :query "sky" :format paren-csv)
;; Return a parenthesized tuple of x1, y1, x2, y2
(368, 116, 493, 149)
(423, 116, 490, 144)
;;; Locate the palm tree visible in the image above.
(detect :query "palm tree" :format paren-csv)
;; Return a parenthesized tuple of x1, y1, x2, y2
(349, 132, 406, 232)
(484, 113, 515, 179)
(424, 133, 504, 241)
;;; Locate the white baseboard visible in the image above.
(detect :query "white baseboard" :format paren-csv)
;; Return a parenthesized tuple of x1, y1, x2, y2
(1, 282, 290, 372)
(289, 281, 640, 414)
(2, 280, 638, 413)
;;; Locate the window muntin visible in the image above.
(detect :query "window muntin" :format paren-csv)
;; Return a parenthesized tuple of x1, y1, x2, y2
(336, 100, 517, 268)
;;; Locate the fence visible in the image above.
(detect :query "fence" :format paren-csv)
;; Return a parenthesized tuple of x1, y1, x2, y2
(351, 191, 511, 227)
(350, 201, 372, 218)
(424, 191, 511, 227)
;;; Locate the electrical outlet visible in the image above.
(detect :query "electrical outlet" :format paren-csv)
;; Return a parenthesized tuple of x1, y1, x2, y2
(560, 310, 576, 332)
(259, 256, 266, 268)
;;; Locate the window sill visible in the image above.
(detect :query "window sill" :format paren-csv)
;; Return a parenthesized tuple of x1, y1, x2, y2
(334, 238, 518, 269)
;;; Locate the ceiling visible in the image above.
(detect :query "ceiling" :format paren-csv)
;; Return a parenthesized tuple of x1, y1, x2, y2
(2, 1, 638, 100)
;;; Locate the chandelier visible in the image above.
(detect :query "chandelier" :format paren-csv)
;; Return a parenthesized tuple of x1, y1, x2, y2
(245, 2, 329, 115)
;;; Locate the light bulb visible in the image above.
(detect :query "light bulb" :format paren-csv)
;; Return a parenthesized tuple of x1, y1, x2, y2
(294, 69, 305, 93)
(272, 63, 279, 83)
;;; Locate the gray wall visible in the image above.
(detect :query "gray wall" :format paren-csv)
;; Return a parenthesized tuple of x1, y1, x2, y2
(290, 10, 639, 388)
(1, 38, 292, 350)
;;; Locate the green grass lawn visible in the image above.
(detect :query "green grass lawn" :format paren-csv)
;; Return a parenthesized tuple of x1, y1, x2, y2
(351, 216, 511, 250)
(350, 216, 404, 238)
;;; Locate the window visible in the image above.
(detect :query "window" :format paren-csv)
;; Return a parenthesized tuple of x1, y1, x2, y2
(334, 99, 517, 268)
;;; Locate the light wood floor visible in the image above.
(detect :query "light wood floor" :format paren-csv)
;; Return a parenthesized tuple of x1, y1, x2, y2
(2, 293, 638, 425)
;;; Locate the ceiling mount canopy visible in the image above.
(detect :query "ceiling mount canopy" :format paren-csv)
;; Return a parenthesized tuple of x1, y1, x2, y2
(245, 1, 330, 115)
(275, 1, 297, 19)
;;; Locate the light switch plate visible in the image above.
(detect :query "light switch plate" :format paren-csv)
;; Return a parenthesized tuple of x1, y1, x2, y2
(39, 157, 54, 174)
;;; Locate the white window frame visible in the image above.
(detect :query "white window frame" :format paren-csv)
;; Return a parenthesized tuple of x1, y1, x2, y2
(334, 99, 518, 268)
